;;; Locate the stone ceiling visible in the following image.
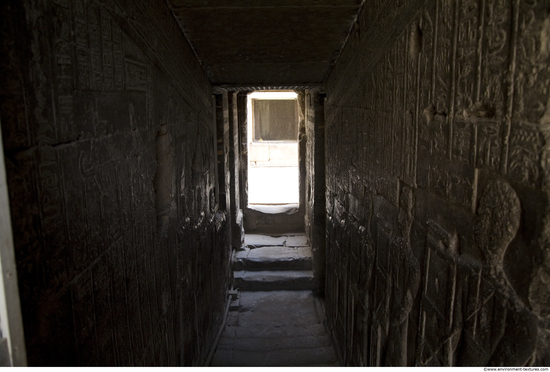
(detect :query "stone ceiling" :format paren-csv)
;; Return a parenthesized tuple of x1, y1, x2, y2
(167, 0, 363, 87)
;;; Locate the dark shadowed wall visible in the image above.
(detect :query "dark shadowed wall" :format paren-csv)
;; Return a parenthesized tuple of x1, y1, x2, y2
(305, 89, 326, 293)
(324, 0, 550, 366)
(0, 0, 230, 366)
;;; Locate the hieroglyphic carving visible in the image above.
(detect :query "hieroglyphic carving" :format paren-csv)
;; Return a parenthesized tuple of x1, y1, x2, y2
(429, 164, 448, 196)
(373, 63, 384, 171)
(349, 108, 364, 172)
(96, 167, 122, 244)
(419, 104, 448, 157)
(434, 0, 455, 121)
(325, 108, 336, 192)
(125, 59, 147, 91)
(449, 170, 476, 210)
(402, 22, 420, 186)
(87, 1, 103, 91)
(457, 263, 537, 366)
(371, 211, 393, 366)
(383, 53, 395, 175)
(38, 147, 69, 286)
(100, 6, 114, 91)
(417, 106, 436, 186)
(393, 34, 406, 177)
(402, 109, 416, 185)
(146, 59, 154, 127)
(457, 264, 506, 366)
(508, 123, 542, 188)
(480, 0, 511, 119)
(348, 108, 357, 171)
(514, 0, 550, 125)
(323, 0, 549, 367)
(134, 0, 211, 109)
(383, 111, 393, 175)
(112, 19, 124, 91)
(74, 0, 90, 91)
(384, 52, 395, 113)
(357, 108, 367, 181)
(475, 120, 501, 171)
(455, 0, 479, 113)
(58, 143, 90, 272)
(51, 0, 75, 142)
(2, 0, 234, 365)
(449, 0, 481, 164)
(357, 222, 376, 365)
(427, 162, 476, 209)
(451, 0, 482, 167)
(452, 120, 473, 164)
(419, 4, 435, 114)
(417, 219, 461, 366)
(363, 103, 374, 177)
(384, 187, 421, 366)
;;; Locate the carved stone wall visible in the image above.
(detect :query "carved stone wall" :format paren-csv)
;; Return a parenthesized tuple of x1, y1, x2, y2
(325, 0, 550, 366)
(305, 90, 327, 293)
(0, 0, 230, 366)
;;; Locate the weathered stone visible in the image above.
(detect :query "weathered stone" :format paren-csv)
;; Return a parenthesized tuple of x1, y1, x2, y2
(234, 246, 312, 271)
(324, 0, 550, 366)
(234, 270, 316, 291)
(244, 234, 287, 248)
(0, 0, 230, 366)
(216, 334, 331, 352)
(2, 0, 550, 367)
(285, 235, 309, 247)
(211, 291, 338, 366)
(211, 346, 338, 366)
(223, 323, 328, 340)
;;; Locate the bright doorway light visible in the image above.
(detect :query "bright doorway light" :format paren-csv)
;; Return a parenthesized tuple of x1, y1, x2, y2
(247, 92, 299, 205)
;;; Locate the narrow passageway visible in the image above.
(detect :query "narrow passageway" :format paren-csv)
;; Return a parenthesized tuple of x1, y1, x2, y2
(211, 233, 338, 367)
(3, 0, 550, 367)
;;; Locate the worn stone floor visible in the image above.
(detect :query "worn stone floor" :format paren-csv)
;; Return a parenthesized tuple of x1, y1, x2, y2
(210, 234, 339, 367)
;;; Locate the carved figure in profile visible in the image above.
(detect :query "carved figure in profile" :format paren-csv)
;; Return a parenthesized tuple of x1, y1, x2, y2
(457, 178, 537, 366)
(474, 178, 520, 282)
(384, 186, 421, 366)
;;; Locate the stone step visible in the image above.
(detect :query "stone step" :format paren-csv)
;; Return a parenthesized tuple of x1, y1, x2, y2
(217, 333, 331, 351)
(222, 323, 327, 340)
(234, 270, 316, 291)
(210, 290, 338, 367)
(210, 346, 338, 366)
(234, 246, 312, 271)
(245, 234, 308, 248)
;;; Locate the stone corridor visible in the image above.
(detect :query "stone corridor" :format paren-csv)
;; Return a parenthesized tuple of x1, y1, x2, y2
(1, 0, 550, 367)
(211, 233, 338, 366)
(211, 290, 338, 367)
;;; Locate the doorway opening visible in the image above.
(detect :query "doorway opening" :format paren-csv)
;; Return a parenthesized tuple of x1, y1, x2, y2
(247, 91, 299, 205)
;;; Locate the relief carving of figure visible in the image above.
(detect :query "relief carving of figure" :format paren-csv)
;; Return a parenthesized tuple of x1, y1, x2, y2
(474, 178, 520, 282)
(384, 187, 421, 365)
(457, 179, 537, 366)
